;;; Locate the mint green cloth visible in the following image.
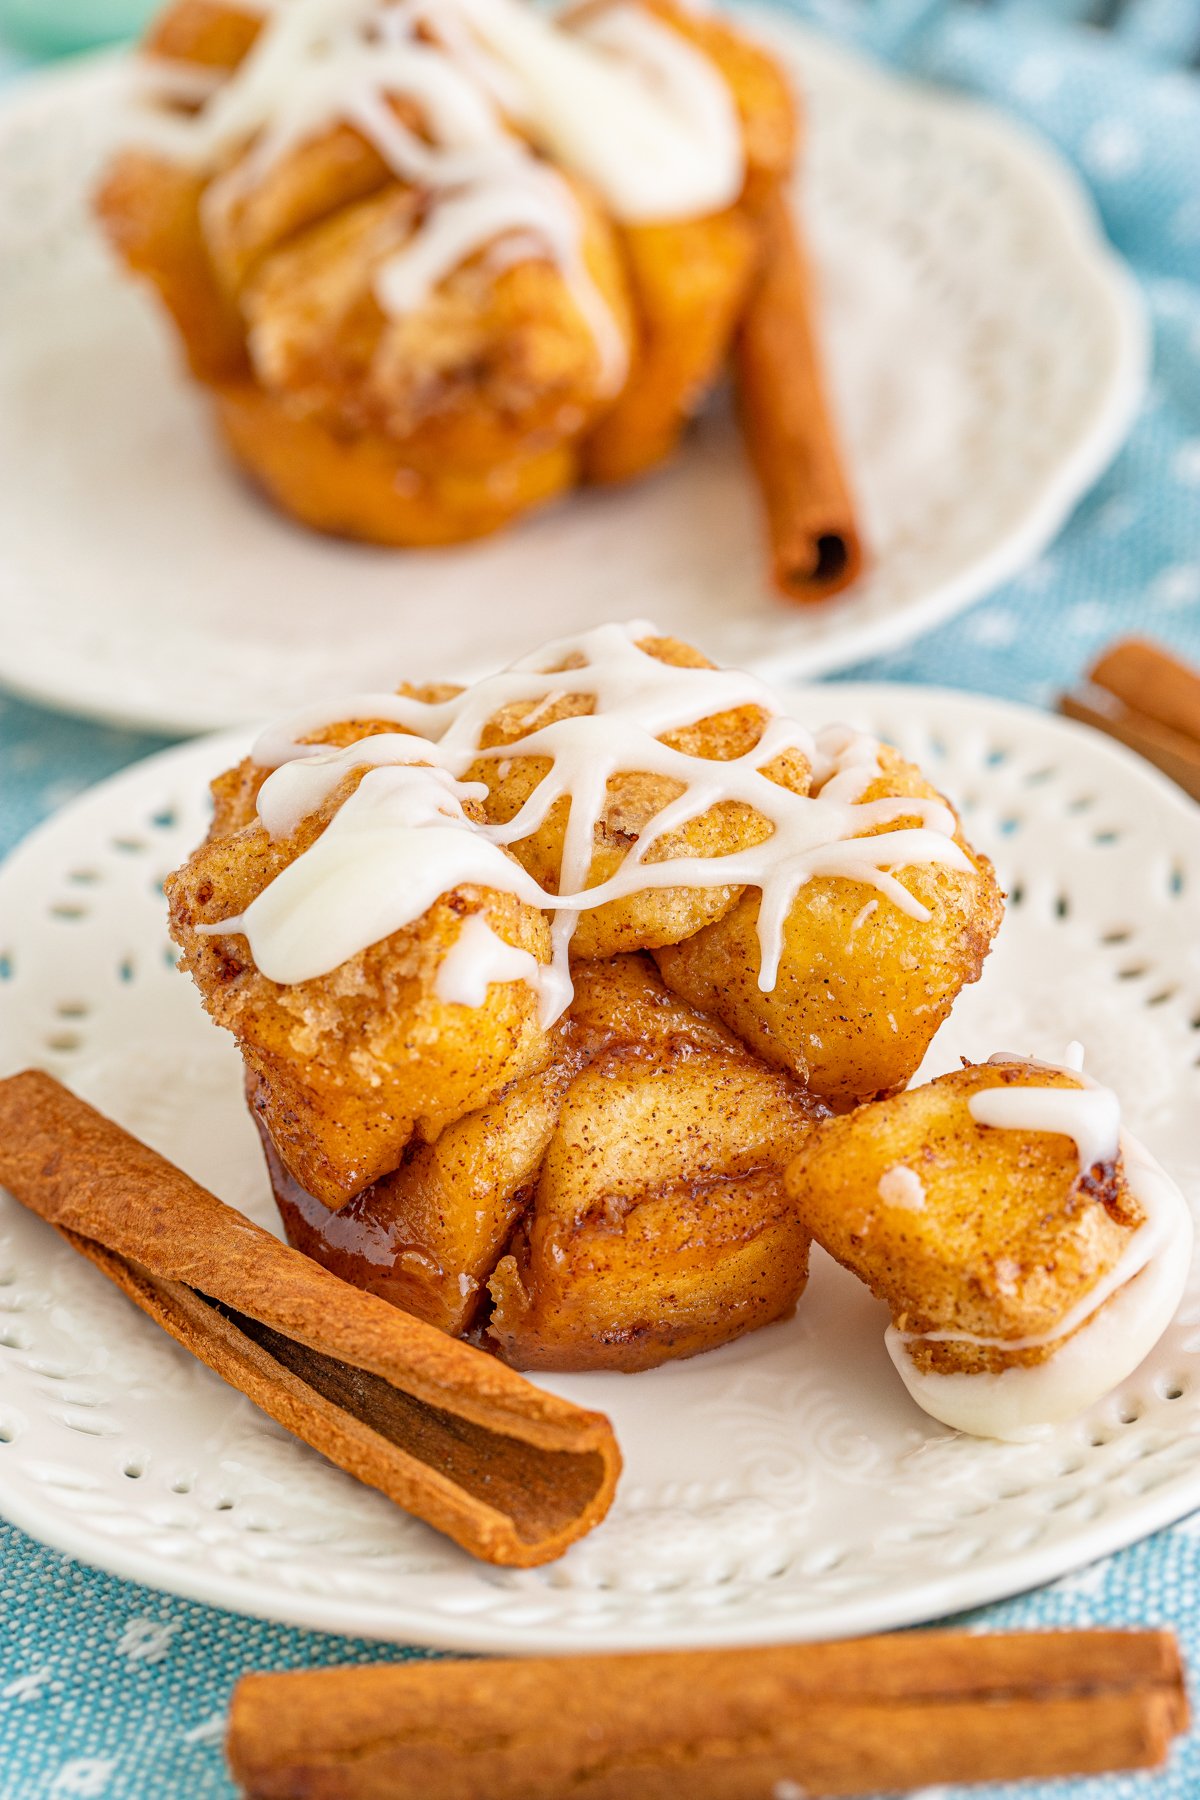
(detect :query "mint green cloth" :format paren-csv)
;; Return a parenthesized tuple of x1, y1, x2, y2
(0, 1, 156, 56)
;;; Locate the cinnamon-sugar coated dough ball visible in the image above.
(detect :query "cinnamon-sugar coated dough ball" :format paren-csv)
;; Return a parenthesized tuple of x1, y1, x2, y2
(166, 769, 553, 1207)
(469, 635, 812, 959)
(237, 177, 633, 458)
(213, 387, 581, 547)
(207, 693, 463, 839)
(654, 746, 1004, 1107)
(785, 1062, 1143, 1375)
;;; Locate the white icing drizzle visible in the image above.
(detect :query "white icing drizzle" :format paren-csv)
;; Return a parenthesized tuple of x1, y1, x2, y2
(886, 1054, 1194, 1441)
(208, 761, 546, 985)
(130, 58, 225, 106)
(849, 898, 879, 935)
(130, 0, 746, 391)
(202, 622, 972, 1018)
(549, 0, 741, 219)
(254, 731, 451, 838)
(968, 1070, 1121, 1177)
(877, 1164, 925, 1211)
(433, 912, 548, 1015)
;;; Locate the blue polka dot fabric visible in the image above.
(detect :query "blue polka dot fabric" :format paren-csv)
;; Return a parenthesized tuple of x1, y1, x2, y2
(2, 4, 1200, 1796)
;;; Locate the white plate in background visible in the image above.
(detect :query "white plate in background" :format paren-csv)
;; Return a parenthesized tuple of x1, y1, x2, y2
(0, 16, 1145, 733)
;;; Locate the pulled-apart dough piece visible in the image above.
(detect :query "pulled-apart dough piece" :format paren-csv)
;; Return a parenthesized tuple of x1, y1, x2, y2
(786, 1059, 1191, 1437)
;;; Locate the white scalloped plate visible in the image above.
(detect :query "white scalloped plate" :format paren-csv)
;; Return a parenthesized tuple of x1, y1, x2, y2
(0, 12, 1145, 734)
(2, 686, 1199, 1651)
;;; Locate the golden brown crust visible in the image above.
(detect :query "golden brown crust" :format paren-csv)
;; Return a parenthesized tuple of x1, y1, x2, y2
(485, 956, 825, 1370)
(254, 956, 825, 1371)
(582, 206, 758, 485)
(93, 0, 832, 551)
(236, 175, 633, 456)
(654, 745, 1004, 1106)
(470, 634, 812, 959)
(785, 1062, 1143, 1372)
(214, 382, 580, 547)
(0, 1071, 621, 1566)
(166, 799, 554, 1205)
(142, 0, 260, 69)
(257, 1056, 578, 1336)
(94, 151, 248, 383)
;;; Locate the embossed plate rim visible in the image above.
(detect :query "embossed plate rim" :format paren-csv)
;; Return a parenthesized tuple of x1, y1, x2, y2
(1, 685, 1198, 1650)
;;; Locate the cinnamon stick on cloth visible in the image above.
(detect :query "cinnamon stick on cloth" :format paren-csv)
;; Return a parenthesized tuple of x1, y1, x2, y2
(1060, 636, 1200, 802)
(735, 181, 865, 604)
(227, 1629, 1188, 1800)
(0, 1070, 620, 1566)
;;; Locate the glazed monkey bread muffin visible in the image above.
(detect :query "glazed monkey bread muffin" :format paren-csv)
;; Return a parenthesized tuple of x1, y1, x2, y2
(96, 0, 818, 552)
(168, 623, 1006, 1372)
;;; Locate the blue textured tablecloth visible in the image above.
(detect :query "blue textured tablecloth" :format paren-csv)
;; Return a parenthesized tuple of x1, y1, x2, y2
(2, 4, 1200, 1796)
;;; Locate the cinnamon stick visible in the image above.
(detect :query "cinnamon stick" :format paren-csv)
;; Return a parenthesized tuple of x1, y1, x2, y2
(1090, 637, 1200, 745)
(735, 182, 865, 604)
(0, 1071, 620, 1567)
(227, 1629, 1188, 1799)
(1059, 638, 1200, 802)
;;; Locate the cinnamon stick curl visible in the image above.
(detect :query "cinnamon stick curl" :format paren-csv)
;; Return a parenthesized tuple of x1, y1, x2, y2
(735, 182, 865, 604)
(0, 1070, 620, 1567)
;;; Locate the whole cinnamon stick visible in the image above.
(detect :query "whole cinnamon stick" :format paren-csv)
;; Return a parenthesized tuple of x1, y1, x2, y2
(227, 1629, 1187, 1799)
(735, 182, 865, 604)
(0, 1071, 620, 1567)
(1090, 637, 1200, 745)
(1059, 637, 1200, 802)
(1061, 689, 1200, 802)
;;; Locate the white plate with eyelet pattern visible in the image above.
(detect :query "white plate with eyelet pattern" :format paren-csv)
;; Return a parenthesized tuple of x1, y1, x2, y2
(1, 686, 1199, 1652)
(0, 10, 1146, 734)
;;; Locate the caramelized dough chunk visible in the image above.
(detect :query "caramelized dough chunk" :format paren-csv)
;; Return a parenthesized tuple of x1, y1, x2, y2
(203, 125, 393, 295)
(486, 955, 825, 1371)
(785, 1062, 1143, 1374)
(580, 0, 797, 483)
(255, 1058, 576, 1337)
(470, 635, 811, 959)
(655, 745, 1003, 1107)
(143, 0, 260, 70)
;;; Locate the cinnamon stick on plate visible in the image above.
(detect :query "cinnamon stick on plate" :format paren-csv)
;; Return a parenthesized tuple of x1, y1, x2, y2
(227, 1629, 1188, 1800)
(0, 1070, 620, 1567)
(1060, 636, 1200, 802)
(735, 181, 865, 604)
